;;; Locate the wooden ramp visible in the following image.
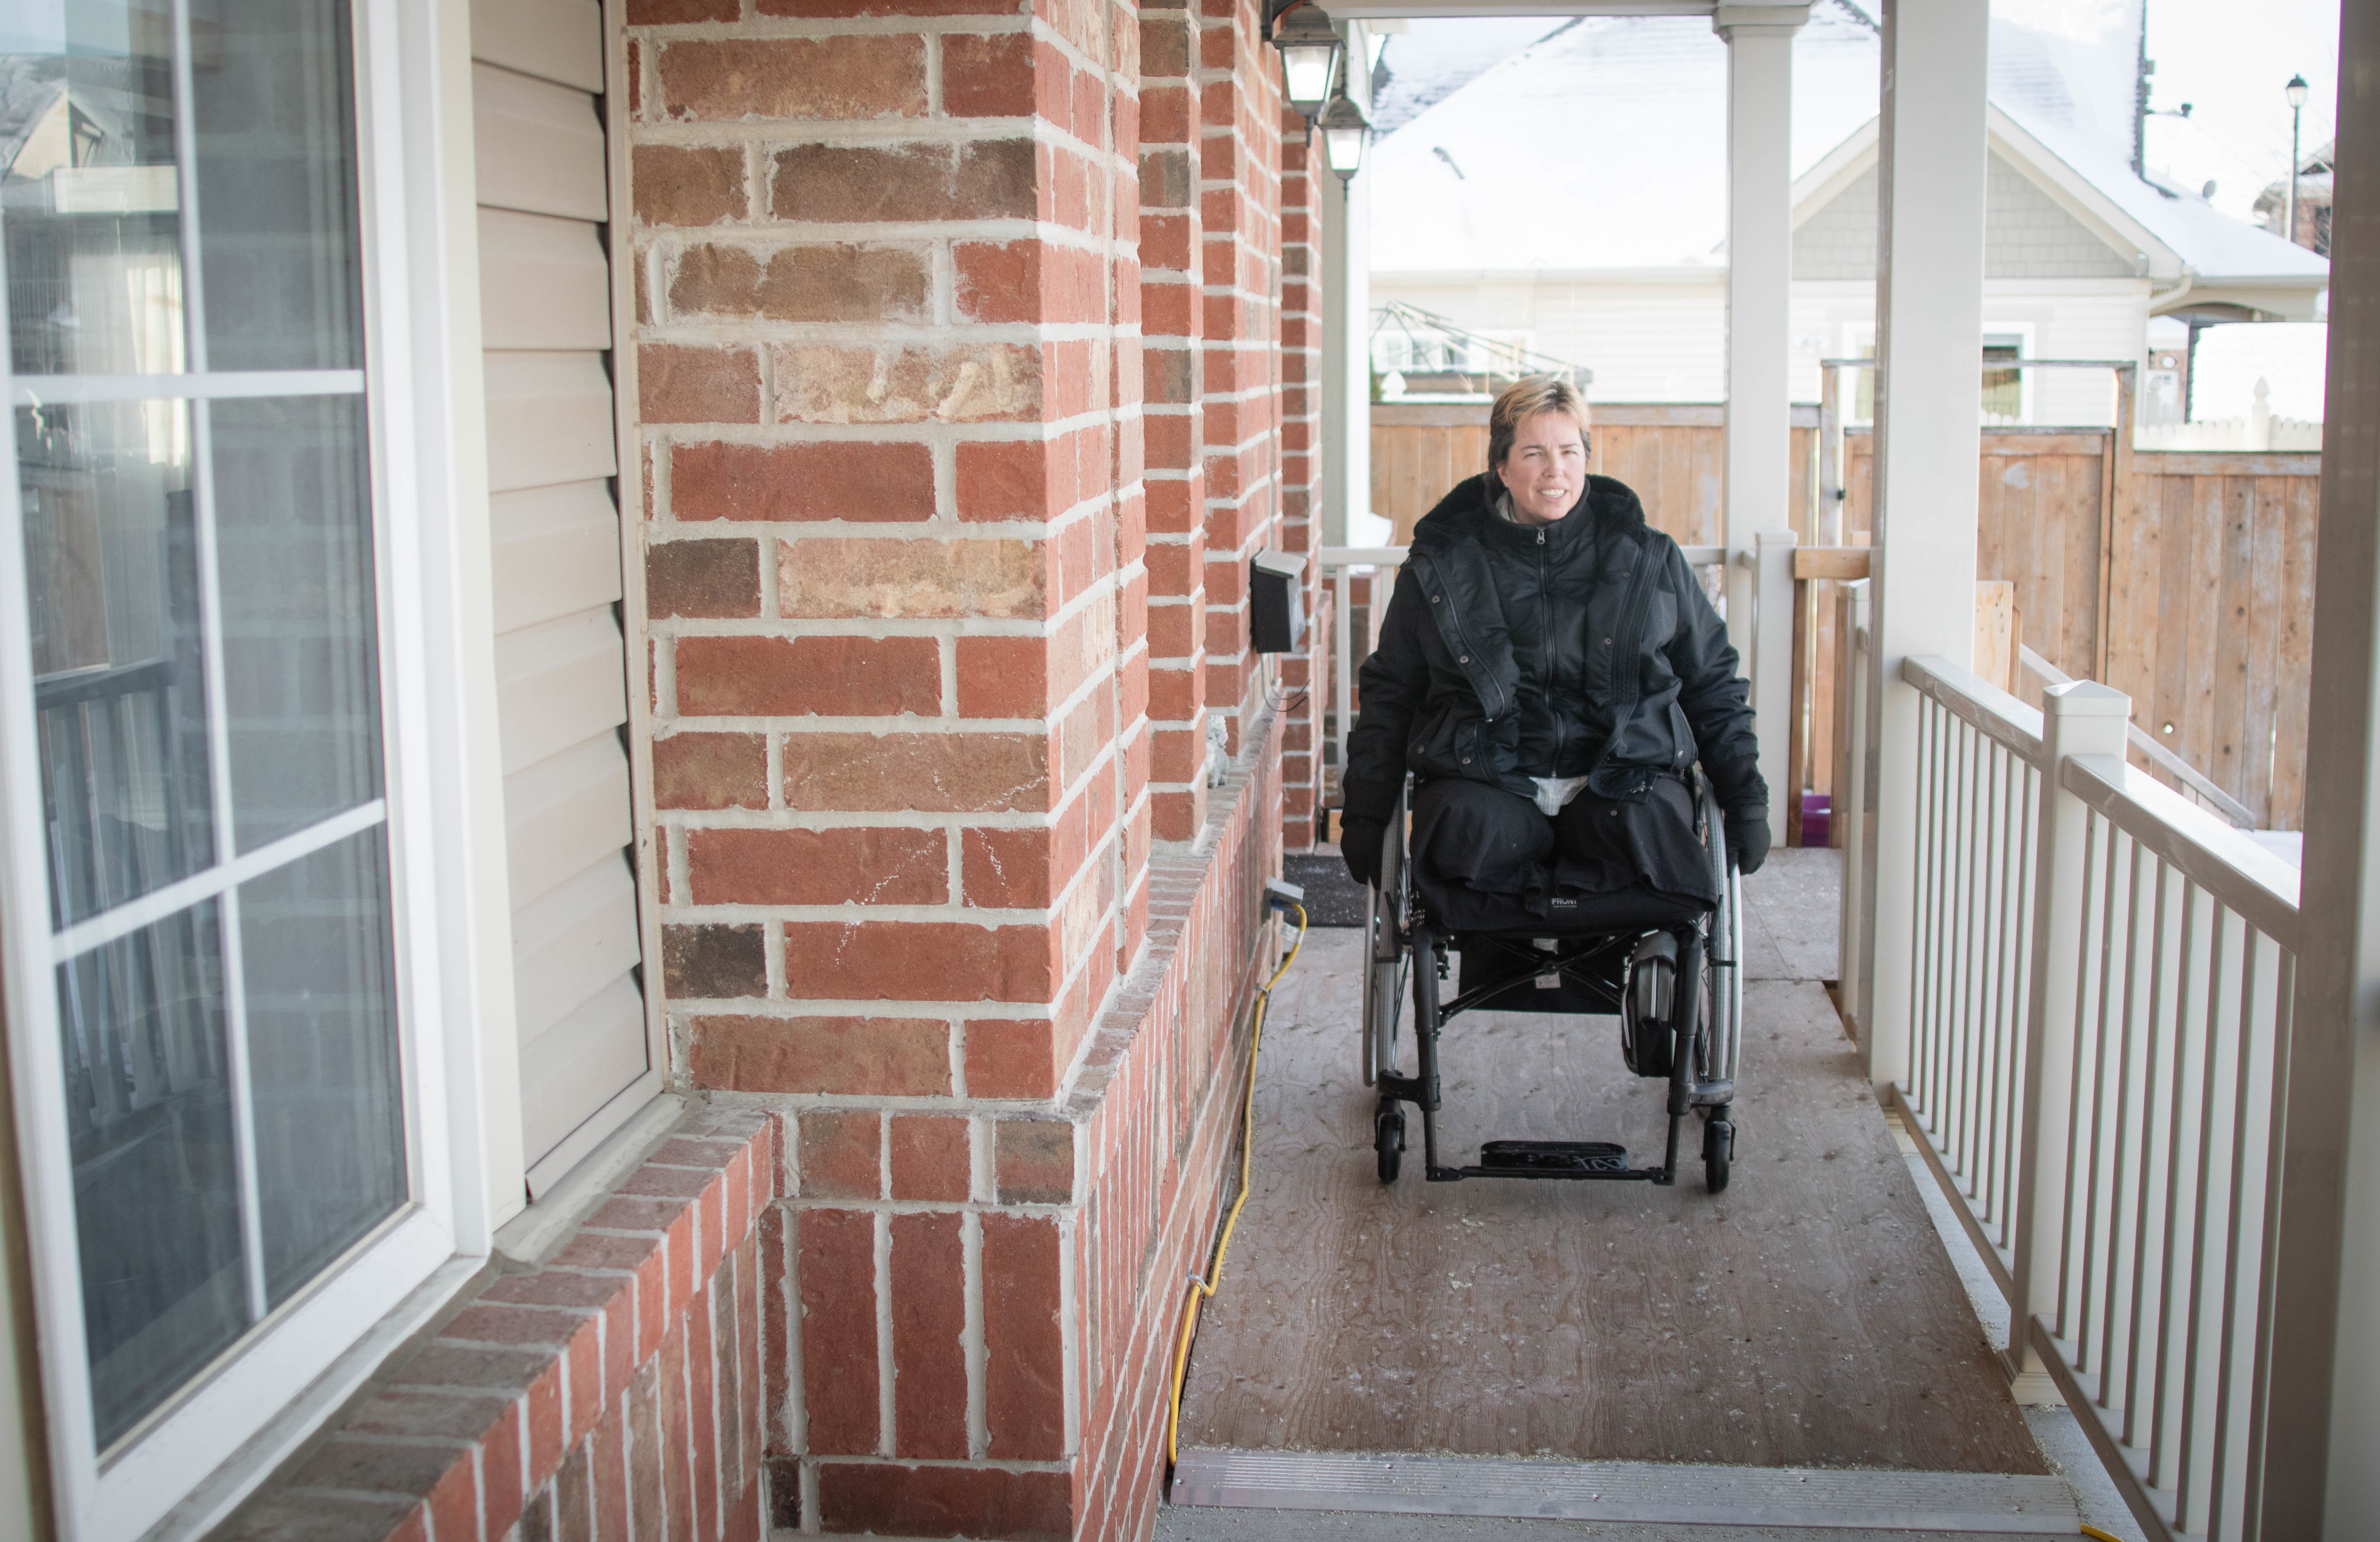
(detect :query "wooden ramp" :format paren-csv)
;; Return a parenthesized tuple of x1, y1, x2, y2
(1172, 854, 2065, 1532)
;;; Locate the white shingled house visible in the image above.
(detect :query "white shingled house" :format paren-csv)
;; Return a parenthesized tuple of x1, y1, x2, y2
(1370, 0, 2328, 424)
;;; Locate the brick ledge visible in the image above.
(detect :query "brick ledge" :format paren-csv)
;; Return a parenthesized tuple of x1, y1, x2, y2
(212, 1104, 782, 1542)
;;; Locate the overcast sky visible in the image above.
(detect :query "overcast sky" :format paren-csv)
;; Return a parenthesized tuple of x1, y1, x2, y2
(2137, 0, 2336, 218)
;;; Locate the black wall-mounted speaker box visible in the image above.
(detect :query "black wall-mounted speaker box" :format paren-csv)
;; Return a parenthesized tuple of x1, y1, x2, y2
(1249, 550, 1306, 653)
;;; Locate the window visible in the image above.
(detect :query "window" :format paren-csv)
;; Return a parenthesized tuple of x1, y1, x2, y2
(1981, 333, 2025, 423)
(0, 3, 470, 1533)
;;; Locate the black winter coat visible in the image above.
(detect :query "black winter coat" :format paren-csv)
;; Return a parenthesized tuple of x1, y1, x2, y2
(1341, 473, 1766, 825)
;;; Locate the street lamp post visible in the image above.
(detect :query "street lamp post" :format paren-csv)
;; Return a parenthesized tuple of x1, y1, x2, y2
(2287, 73, 2310, 246)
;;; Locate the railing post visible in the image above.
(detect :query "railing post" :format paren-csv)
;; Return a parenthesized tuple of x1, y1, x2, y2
(1334, 564, 1353, 804)
(2009, 681, 2129, 1390)
(1752, 530, 1799, 837)
(1838, 580, 1872, 1033)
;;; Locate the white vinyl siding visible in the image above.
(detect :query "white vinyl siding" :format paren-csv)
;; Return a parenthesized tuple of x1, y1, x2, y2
(469, 0, 653, 1190)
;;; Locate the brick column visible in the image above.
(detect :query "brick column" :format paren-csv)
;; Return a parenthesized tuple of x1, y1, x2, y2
(1139, 0, 1210, 842)
(628, 0, 1292, 1535)
(1197, 0, 1285, 759)
(629, 0, 1137, 1524)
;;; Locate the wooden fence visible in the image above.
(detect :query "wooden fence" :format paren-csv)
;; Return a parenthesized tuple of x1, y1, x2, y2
(1371, 402, 1816, 548)
(1371, 405, 2318, 830)
(1837, 430, 2317, 828)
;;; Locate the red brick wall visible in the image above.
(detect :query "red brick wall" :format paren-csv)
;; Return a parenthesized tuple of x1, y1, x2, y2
(1195, 0, 1284, 758)
(626, 0, 1298, 1536)
(218, 1109, 780, 1542)
(1141, 0, 1210, 844)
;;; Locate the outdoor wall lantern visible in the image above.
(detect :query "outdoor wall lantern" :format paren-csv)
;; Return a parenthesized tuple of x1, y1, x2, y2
(1317, 89, 1372, 181)
(1267, 1, 1344, 121)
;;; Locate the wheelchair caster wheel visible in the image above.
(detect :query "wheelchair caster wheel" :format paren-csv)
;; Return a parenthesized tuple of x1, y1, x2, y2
(1375, 1107, 1405, 1184)
(1703, 1115, 1734, 1194)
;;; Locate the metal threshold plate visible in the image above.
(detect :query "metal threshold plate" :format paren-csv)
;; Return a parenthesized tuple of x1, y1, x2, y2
(1170, 1448, 2079, 1533)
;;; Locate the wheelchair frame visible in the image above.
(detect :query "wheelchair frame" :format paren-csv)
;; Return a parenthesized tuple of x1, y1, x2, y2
(1359, 769, 1744, 1192)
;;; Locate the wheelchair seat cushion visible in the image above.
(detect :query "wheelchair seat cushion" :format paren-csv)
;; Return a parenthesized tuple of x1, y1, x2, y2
(1408, 774, 1718, 936)
(1426, 876, 1707, 937)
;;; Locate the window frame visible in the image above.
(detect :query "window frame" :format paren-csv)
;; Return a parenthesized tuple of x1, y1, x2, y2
(0, 2, 498, 1535)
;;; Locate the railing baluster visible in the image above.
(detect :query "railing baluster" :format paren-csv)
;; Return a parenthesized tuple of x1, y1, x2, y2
(1917, 699, 1947, 1131)
(2122, 857, 2180, 1447)
(2176, 903, 2241, 1531)
(1956, 718, 1982, 1191)
(1981, 737, 2008, 1234)
(2058, 809, 2106, 1351)
(2240, 950, 2295, 1542)
(2148, 880, 2206, 1487)
(2102, 835, 2147, 1405)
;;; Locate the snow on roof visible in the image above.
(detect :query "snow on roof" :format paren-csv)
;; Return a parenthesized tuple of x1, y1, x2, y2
(1372, 1, 2324, 286)
(1986, 15, 2327, 282)
(1371, 17, 1576, 137)
(1372, 1, 1879, 274)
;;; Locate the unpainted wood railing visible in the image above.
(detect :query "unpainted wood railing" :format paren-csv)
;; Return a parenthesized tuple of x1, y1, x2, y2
(1893, 654, 2303, 1542)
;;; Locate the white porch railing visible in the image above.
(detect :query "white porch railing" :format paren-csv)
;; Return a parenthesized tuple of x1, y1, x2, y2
(1884, 653, 2303, 1542)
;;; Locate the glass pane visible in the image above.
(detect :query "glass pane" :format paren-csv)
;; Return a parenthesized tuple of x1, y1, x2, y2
(57, 904, 246, 1448)
(192, 0, 362, 371)
(241, 829, 405, 1307)
(212, 393, 381, 851)
(3, 3, 189, 377)
(18, 402, 215, 927)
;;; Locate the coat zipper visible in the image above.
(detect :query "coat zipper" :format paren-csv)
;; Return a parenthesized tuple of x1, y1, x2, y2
(1539, 528, 1563, 769)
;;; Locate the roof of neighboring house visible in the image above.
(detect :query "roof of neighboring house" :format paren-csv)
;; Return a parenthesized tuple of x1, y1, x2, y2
(1372, 0, 2325, 305)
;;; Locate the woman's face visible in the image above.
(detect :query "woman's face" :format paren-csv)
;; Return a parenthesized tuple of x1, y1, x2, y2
(1496, 409, 1587, 526)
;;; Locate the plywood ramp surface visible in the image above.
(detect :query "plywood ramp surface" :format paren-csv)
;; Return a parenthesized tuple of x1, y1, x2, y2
(1174, 936, 2044, 1477)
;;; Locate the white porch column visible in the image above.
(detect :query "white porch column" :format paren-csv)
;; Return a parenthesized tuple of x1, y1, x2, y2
(1856, 0, 1987, 1096)
(1715, 3, 1807, 836)
(1319, 26, 1373, 551)
(2304, 4, 2380, 1535)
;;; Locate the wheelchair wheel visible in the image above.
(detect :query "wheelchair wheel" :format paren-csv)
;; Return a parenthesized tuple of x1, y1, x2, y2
(1375, 1106, 1405, 1184)
(1703, 1109, 1734, 1193)
(1360, 784, 1411, 1086)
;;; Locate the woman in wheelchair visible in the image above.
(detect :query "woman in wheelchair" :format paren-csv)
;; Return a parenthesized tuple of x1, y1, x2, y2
(1340, 374, 1765, 1191)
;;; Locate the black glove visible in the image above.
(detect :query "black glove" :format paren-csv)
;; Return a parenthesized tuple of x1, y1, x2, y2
(1726, 810, 1770, 876)
(1340, 816, 1387, 888)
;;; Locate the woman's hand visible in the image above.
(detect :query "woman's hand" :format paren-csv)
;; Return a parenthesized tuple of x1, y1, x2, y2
(1726, 809, 1770, 875)
(1341, 816, 1388, 887)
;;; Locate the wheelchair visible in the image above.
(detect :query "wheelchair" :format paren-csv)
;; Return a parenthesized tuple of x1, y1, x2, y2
(1359, 766, 1744, 1193)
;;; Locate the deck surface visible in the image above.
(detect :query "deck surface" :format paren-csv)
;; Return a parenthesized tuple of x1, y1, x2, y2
(1175, 852, 2046, 1477)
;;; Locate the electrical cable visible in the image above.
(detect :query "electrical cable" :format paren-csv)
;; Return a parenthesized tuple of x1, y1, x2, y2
(1164, 901, 1309, 1466)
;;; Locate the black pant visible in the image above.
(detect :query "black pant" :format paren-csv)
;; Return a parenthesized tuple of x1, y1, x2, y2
(1409, 776, 1711, 933)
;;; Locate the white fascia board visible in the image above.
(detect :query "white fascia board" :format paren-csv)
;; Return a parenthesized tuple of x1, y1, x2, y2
(1791, 118, 1878, 233)
(1985, 106, 2184, 280)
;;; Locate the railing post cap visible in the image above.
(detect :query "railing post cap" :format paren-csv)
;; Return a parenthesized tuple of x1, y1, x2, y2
(1756, 528, 1799, 546)
(2045, 680, 2131, 716)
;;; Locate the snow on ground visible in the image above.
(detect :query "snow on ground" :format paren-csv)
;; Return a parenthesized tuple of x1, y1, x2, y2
(2190, 320, 2328, 420)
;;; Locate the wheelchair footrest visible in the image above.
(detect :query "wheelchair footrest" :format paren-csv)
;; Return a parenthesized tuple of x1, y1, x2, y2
(1477, 1140, 1630, 1176)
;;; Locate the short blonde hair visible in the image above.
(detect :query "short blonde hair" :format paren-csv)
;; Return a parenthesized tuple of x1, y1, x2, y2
(1487, 375, 1592, 476)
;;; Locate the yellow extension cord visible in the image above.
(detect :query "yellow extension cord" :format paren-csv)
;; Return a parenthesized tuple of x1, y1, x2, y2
(1165, 901, 1308, 1465)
